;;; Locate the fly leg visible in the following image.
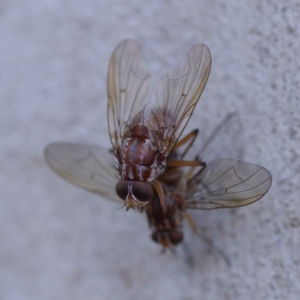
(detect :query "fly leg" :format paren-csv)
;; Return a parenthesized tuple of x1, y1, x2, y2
(181, 240, 195, 269)
(185, 161, 206, 182)
(168, 129, 205, 178)
(153, 180, 165, 210)
(183, 212, 231, 266)
(196, 111, 236, 159)
(166, 160, 205, 167)
(174, 129, 199, 159)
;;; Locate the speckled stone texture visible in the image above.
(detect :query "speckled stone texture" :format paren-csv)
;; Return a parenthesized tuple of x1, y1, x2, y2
(1, 1, 299, 299)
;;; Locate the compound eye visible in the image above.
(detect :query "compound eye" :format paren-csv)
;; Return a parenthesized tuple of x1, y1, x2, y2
(132, 181, 154, 202)
(115, 180, 128, 200)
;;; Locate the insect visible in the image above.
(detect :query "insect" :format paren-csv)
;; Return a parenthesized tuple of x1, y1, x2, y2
(44, 40, 272, 250)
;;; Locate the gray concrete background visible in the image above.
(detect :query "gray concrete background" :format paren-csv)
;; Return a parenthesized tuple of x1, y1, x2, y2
(1, 1, 300, 299)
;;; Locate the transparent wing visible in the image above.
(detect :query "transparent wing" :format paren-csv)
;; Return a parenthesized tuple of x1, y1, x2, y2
(107, 39, 151, 150)
(146, 44, 211, 156)
(185, 158, 272, 209)
(44, 143, 120, 203)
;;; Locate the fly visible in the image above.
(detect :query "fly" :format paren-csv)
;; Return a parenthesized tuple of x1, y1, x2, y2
(44, 40, 272, 250)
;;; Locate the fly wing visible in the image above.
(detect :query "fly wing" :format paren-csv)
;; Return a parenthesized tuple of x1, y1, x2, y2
(44, 143, 120, 203)
(146, 44, 211, 156)
(185, 158, 272, 209)
(107, 39, 151, 151)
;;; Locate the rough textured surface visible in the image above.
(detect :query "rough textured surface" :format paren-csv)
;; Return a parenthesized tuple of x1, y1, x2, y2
(1, 1, 300, 299)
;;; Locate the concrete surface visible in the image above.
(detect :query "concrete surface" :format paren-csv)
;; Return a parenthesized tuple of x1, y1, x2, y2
(1, 1, 300, 299)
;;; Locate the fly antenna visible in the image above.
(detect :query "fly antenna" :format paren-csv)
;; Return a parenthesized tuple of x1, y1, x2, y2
(112, 204, 126, 212)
